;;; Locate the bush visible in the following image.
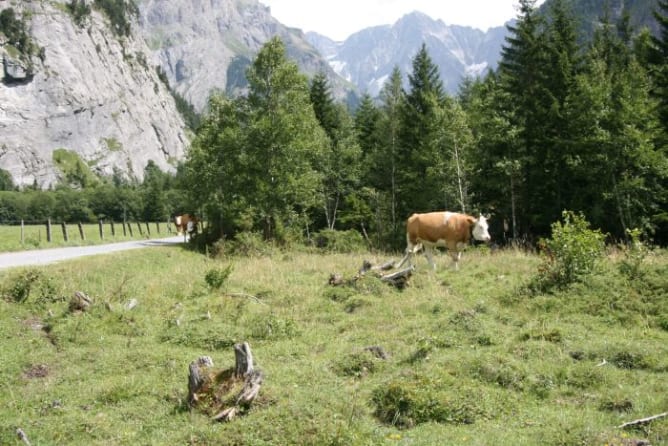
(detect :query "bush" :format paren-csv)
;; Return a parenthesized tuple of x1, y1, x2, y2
(372, 379, 484, 428)
(618, 228, 651, 280)
(530, 211, 605, 292)
(204, 264, 232, 290)
(66, 0, 92, 27)
(226, 232, 275, 257)
(93, 0, 139, 37)
(311, 229, 366, 253)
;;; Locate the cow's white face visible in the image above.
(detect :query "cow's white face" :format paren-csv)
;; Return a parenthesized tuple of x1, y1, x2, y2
(472, 214, 491, 242)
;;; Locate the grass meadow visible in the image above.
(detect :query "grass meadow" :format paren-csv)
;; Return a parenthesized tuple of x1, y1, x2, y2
(0, 242, 666, 445)
(0, 222, 177, 252)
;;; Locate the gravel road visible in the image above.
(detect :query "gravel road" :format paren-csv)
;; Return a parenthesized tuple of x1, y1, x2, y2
(0, 236, 185, 270)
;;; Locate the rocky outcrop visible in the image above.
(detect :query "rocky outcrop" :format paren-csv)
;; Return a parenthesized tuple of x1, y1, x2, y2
(0, 0, 188, 189)
(139, 0, 353, 112)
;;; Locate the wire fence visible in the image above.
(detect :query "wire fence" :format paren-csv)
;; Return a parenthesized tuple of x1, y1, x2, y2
(0, 219, 178, 251)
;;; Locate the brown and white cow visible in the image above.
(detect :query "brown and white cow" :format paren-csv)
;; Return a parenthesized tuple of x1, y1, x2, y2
(396, 211, 491, 270)
(174, 214, 199, 240)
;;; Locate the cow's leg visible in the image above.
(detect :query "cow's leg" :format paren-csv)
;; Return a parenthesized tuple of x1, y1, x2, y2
(423, 245, 437, 269)
(396, 238, 420, 268)
(449, 251, 462, 270)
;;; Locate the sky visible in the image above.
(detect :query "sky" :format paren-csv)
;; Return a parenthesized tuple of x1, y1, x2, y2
(259, 0, 547, 41)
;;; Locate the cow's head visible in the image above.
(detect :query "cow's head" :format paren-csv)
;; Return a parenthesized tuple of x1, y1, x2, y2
(472, 214, 491, 242)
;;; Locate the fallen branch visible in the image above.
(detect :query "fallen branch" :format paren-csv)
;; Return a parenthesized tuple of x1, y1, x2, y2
(618, 411, 668, 429)
(224, 292, 267, 305)
(16, 428, 31, 446)
(379, 267, 413, 289)
(358, 259, 395, 275)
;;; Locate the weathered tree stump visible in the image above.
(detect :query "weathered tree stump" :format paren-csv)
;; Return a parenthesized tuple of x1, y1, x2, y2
(379, 267, 413, 289)
(187, 342, 264, 422)
(329, 260, 413, 290)
(69, 291, 92, 312)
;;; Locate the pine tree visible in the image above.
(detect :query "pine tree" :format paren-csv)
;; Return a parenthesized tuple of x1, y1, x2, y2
(365, 67, 404, 246)
(568, 13, 666, 240)
(397, 44, 449, 220)
(651, 0, 668, 136)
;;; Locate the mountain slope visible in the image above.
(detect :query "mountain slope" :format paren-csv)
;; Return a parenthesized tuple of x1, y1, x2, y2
(307, 12, 507, 97)
(138, 0, 353, 111)
(0, 1, 187, 189)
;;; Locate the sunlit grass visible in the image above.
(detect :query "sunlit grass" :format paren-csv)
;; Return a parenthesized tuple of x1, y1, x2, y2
(0, 245, 666, 445)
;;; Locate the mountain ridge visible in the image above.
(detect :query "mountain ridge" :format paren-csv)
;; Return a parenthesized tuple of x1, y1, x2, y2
(307, 11, 507, 96)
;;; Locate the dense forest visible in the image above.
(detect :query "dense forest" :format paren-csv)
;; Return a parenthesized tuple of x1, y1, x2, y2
(2, 0, 667, 248)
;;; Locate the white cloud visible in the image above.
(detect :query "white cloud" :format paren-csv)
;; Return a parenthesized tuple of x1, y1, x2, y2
(260, 0, 546, 41)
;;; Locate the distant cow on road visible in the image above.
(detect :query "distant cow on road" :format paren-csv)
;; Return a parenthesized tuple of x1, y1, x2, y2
(396, 211, 491, 270)
(174, 214, 199, 240)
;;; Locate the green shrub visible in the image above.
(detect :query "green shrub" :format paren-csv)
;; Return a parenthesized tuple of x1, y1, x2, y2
(2, 269, 42, 302)
(372, 379, 484, 428)
(333, 351, 381, 377)
(618, 228, 651, 280)
(311, 229, 366, 253)
(247, 313, 298, 340)
(66, 0, 91, 27)
(93, 0, 139, 37)
(204, 264, 232, 290)
(1, 269, 62, 303)
(226, 232, 275, 257)
(531, 211, 605, 292)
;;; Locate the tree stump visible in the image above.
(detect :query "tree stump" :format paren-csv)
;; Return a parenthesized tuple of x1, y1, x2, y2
(69, 291, 92, 312)
(187, 342, 264, 422)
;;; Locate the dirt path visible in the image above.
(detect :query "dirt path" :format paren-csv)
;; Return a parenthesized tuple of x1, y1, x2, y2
(0, 236, 186, 270)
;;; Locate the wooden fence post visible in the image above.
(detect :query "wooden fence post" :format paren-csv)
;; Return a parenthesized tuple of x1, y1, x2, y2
(110, 221, 115, 237)
(156, 221, 160, 234)
(98, 220, 104, 240)
(20, 219, 24, 245)
(46, 218, 52, 242)
(145, 222, 151, 235)
(136, 222, 143, 236)
(127, 221, 133, 237)
(78, 222, 85, 240)
(61, 222, 68, 242)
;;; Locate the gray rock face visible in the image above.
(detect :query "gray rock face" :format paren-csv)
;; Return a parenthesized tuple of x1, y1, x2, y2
(138, 0, 351, 111)
(0, 0, 188, 189)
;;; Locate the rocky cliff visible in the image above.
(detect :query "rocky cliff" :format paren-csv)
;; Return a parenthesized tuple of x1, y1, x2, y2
(0, 0, 188, 189)
(138, 0, 353, 112)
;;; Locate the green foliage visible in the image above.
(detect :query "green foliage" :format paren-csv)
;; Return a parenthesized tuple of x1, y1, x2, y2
(618, 228, 651, 280)
(311, 229, 366, 253)
(0, 8, 35, 59)
(93, 0, 138, 37)
(53, 148, 100, 188)
(372, 378, 485, 428)
(186, 37, 328, 242)
(1, 269, 62, 303)
(66, 0, 92, 27)
(2, 269, 41, 302)
(204, 264, 232, 290)
(333, 350, 383, 378)
(532, 211, 605, 291)
(224, 232, 275, 257)
(0, 169, 15, 191)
